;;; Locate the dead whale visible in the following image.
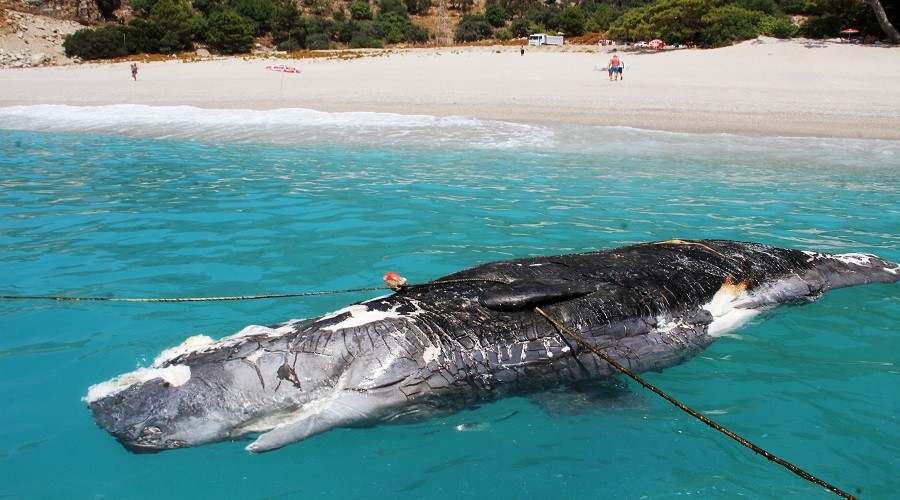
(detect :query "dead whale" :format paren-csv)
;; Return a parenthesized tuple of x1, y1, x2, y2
(85, 239, 898, 452)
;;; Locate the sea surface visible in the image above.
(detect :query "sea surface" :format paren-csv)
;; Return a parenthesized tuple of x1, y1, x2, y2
(0, 105, 897, 498)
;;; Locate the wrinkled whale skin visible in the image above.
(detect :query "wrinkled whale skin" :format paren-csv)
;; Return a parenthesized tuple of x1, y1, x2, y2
(85, 239, 898, 453)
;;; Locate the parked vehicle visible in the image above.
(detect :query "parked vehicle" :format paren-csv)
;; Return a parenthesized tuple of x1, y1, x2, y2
(528, 33, 564, 46)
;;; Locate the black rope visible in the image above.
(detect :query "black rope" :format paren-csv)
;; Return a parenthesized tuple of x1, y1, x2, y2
(0, 278, 505, 303)
(533, 306, 858, 500)
(0, 288, 387, 303)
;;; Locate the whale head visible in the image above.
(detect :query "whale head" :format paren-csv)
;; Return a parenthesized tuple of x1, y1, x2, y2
(86, 302, 430, 453)
(84, 320, 359, 452)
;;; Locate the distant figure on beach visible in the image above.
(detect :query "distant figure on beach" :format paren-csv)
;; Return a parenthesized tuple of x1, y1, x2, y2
(618, 58, 625, 80)
(608, 54, 621, 81)
(130, 63, 138, 81)
(520, 46, 524, 56)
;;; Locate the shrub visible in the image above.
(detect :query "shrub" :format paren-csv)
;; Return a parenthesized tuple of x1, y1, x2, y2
(350, 0, 373, 20)
(147, 0, 201, 53)
(305, 32, 333, 49)
(206, 10, 255, 54)
(404, 0, 432, 15)
(235, 0, 276, 35)
(758, 15, 798, 38)
(403, 22, 430, 43)
(495, 27, 513, 40)
(63, 26, 128, 59)
(699, 5, 761, 47)
(349, 34, 384, 47)
(585, 4, 620, 32)
(277, 38, 302, 51)
(558, 5, 586, 36)
(454, 13, 494, 42)
(270, 0, 300, 44)
(509, 17, 530, 37)
(485, 2, 509, 27)
(377, 0, 409, 18)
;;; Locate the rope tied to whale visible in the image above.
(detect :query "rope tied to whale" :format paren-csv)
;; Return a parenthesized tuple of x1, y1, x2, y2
(1, 273, 859, 498)
(533, 306, 858, 500)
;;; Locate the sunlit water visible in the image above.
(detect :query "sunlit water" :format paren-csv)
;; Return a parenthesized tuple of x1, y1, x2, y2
(0, 105, 897, 498)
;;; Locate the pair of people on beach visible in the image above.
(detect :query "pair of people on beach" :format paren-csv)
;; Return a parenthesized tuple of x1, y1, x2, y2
(608, 55, 623, 81)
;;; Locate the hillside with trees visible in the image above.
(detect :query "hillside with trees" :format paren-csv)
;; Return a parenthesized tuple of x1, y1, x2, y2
(49, 0, 898, 60)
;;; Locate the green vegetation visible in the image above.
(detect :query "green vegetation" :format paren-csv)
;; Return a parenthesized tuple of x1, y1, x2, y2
(62, 0, 897, 60)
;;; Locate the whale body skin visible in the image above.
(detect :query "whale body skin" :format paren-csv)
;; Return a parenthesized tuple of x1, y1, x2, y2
(85, 240, 898, 453)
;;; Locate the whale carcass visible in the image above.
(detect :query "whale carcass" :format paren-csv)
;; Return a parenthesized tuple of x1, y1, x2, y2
(85, 239, 898, 452)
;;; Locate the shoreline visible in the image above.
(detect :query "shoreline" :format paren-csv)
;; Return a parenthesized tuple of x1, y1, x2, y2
(1, 39, 898, 140)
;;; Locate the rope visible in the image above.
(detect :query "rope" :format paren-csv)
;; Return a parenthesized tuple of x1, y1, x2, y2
(0, 278, 505, 303)
(0, 287, 386, 303)
(532, 306, 858, 500)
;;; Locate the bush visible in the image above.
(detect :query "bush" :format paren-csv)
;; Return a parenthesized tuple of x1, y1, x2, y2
(147, 0, 201, 53)
(206, 10, 255, 54)
(235, 0, 276, 35)
(485, 2, 509, 27)
(403, 22, 430, 43)
(699, 5, 761, 47)
(585, 4, 620, 32)
(405, 0, 432, 15)
(757, 15, 798, 38)
(305, 32, 333, 49)
(558, 5, 586, 36)
(270, 0, 300, 44)
(378, 0, 409, 18)
(350, 0, 373, 20)
(277, 38, 302, 51)
(349, 34, 384, 47)
(454, 13, 494, 42)
(509, 17, 530, 37)
(495, 27, 513, 41)
(63, 26, 128, 59)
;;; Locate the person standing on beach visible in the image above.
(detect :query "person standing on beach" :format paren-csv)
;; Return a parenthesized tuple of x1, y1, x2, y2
(130, 63, 138, 81)
(618, 58, 625, 80)
(520, 46, 524, 56)
(608, 54, 621, 81)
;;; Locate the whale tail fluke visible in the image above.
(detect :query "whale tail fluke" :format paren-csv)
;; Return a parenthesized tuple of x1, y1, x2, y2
(809, 251, 899, 291)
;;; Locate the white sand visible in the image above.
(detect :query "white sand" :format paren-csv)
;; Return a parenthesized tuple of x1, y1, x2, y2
(1, 38, 898, 139)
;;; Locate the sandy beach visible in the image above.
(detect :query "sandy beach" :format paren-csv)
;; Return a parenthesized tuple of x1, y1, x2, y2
(1, 38, 898, 139)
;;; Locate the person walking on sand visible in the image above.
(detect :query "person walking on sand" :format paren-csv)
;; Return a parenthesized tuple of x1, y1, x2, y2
(130, 63, 138, 81)
(607, 54, 621, 81)
(617, 58, 625, 80)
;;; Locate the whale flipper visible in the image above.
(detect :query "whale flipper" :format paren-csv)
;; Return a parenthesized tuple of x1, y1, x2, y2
(246, 393, 370, 453)
(480, 279, 597, 311)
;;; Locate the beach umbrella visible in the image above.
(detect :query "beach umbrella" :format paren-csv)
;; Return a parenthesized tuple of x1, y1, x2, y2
(266, 64, 301, 91)
(840, 28, 859, 41)
(266, 64, 301, 74)
(648, 39, 665, 49)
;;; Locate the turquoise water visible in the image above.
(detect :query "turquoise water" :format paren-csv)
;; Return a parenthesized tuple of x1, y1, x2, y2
(0, 105, 897, 498)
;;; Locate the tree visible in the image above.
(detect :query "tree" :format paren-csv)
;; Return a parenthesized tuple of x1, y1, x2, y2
(206, 10, 255, 53)
(699, 5, 761, 46)
(485, 2, 509, 27)
(63, 26, 128, 59)
(586, 4, 621, 32)
(350, 0, 374, 20)
(558, 6, 587, 36)
(148, 0, 200, 53)
(378, 0, 410, 18)
(270, 0, 300, 44)
(404, 0, 432, 15)
(454, 13, 493, 42)
(859, 0, 899, 43)
(235, 0, 276, 35)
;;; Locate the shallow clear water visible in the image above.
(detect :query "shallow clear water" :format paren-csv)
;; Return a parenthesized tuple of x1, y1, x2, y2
(0, 106, 897, 498)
